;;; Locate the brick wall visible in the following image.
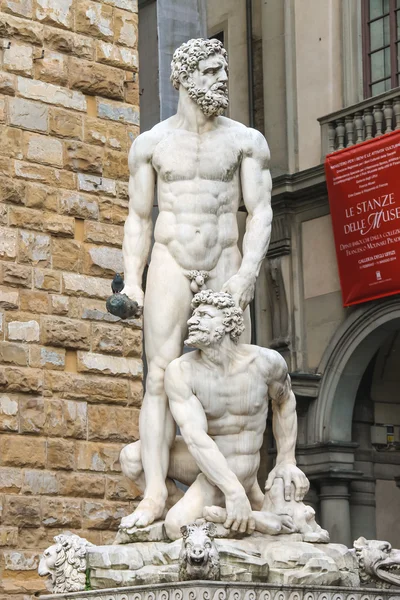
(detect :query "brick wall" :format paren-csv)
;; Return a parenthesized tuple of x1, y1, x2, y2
(0, 0, 142, 597)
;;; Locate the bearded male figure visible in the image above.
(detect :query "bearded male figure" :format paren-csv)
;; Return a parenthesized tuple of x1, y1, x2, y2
(120, 38, 273, 529)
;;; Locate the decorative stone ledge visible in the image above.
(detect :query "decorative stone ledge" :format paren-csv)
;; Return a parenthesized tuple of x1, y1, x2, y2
(40, 581, 400, 600)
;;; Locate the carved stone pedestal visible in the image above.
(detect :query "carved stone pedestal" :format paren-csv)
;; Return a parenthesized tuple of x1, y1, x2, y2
(41, 580, 400, 600)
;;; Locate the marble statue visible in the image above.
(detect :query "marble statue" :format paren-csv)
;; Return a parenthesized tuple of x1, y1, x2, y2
(38, 532, 93, 594)
(179, 522, 221, 581)
(119, 37, 273, 529)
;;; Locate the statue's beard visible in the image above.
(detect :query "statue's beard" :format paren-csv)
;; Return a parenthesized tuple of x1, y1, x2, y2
(185, 326, 225, 348)
(187, 81, 229, 117)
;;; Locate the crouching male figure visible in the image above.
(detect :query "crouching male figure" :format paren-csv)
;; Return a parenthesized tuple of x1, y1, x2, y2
(163, 290, 309, 540)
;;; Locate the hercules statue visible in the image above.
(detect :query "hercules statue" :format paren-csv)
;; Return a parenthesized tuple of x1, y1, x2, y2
(119, 38, 278, 530)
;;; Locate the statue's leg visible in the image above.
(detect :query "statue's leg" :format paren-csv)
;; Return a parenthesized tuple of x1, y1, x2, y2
(248, 480, 264, 510)
(165, 473, 223, 540)
(120, 437, 199, 528)
(123, 247, 193, 528)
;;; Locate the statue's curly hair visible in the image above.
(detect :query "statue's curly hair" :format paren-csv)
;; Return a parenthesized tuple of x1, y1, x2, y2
(191, 290, 244, 343)
(170, 38, 228, 90)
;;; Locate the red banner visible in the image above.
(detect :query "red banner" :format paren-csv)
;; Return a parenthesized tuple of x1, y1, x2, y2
(325, 129, 400, 306)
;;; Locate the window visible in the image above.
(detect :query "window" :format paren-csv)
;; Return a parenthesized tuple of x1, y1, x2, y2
(362, 0, 400, 97)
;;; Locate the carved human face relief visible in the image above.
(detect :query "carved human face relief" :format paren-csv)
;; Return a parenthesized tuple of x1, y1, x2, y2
(185, 304, 226, 348)
(185, 53, 229, 117)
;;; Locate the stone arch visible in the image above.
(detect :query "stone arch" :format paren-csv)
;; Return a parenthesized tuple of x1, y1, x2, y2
(307, 296, 400, 444)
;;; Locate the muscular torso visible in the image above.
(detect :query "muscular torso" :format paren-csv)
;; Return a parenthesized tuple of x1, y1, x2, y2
(189, 346, 269, 489)
(151, 121, 245, 271)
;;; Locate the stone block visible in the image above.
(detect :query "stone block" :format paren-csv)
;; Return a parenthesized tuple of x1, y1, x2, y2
(114, 8, 137, 47)
(9, 206, 75, 236)
(64, 140, 103, 174)
(63, 399, 87, 438)
(3, 549, 40, 572)
(88, 404, 139, 442)
(62, 272, 111, 299)
(0, 125, 22, 157)
(0, 227, 17, 260)
(25, 183, 58, 211)
(69, 57, 125, 100)
(7, 320, 39, 342)
(22, 469, 58, 495)
(0, 287, 19, 311)
(0, 202, 7, 225)
(78, 172, 116, 196)
(42, 397, 63, 435)
(0, 394, 18, 431)
(106, 474, 140, 500)
(0, 97, 6, 123)
(0, 13, 43, 46)
(44, 26, 95, 60)
(3, 42, 33, 77)
(92, 322, 123, 355)
(50, 294, 69, 315)
(103, 148, 129, 180)
(83, 116, 108, 146)
(103, 0, 137, 10)
(20, 290, 48, 314)
(76, 1, 114, 40)
(41, 316, 90, 349)
(3, 494, 41, 526)
(0, 434, 46, 467)
(18, 230, 51, 266)
(49, 107, 82, 139)
(47, 437, 75, 470)
(19, 396, 45, 433)
(108, 122, 131, 152)
(59, 190, 99, 219)
(2, 263, 32, 288)
(124, 79, 140, 105)
(29, 345, 65, 369)
(2, 0, 33, 18)
(98, 195, 129, 225)
(0, 177, 25, 204)
(78, 351, 142, 379)
(14, 159, 76, 190)
(51, 238, 83, 272)
(97, 98, 139, 124)
(75, 441, 122, 472)
(96, 40, 138, 70)
(82, 499, 129, 529)
(0, 365, 42, 394)
(84, 244, 123, 277)
(0, 71, 16, 95)
(44, 370, 129, 404)
(17, 76, 87, 111)
(23, 131, 63, 168)
(128, 379, 142, 407)
(34, 268, 60, 292)
(84, 220, 123, 247)
(35, 0, 73, 29)
(41, 496, 81, 528)
(9, 97, 48, 132)
(16, 526, 59, 549)
(34, 50, 68, 86)
(0, 341, 28, 366)
(57, 472, 105, 498)
(0, 526, 18, 546)
(0, 467, 22, 493)
(123, 328, 142, 357)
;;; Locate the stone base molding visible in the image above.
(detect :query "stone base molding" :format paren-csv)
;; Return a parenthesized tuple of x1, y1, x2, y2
(40, 581, 400, 600)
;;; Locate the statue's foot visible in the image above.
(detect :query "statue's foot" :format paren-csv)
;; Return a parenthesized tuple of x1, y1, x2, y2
(256, 511, 296, 535)
(203, 505, 227, 524)
(120, 497, 164, 530)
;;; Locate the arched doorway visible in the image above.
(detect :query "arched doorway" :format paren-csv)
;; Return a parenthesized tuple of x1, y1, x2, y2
(305, 297, 400, 545)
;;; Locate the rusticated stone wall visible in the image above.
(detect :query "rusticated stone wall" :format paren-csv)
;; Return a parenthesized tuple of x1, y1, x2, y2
(0, 0, 142, 597)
